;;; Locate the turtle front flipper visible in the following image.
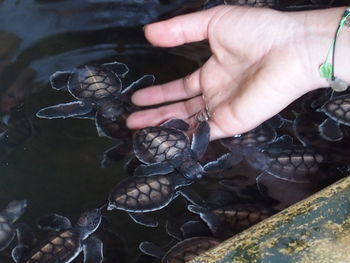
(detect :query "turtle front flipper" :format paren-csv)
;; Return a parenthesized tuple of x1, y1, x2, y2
(101, 61, 129, 77)
(128, 212, 158, 227)
(180, 220, 211, 239)
(203, 152, 243, 172)
(121, 74, 155, 99)
(83, 236, 103, 263)
(37, 213, 72, 231)
(191, 121, 210, 159)
(134, 162, 174, 176)
(318, 118, 343, 141)
(49, 71, 71, 90)
(36, 101, 93, 119)
(12, 245, 27, 263)
(187, 205, 230, 239)
(139, 241, 164, 259)
(161, 119, 190, 131)
(178, 187, 206, 208)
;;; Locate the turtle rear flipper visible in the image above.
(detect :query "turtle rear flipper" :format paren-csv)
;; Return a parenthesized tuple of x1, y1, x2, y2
(121, 74, 155, 99)
(101, 61, 129, 77)
(139, 241, 164, 259)
(128, 212, 158, 228)
(134, 162, 174, 176)
(191, 121, 210, 159)
(203, 152, 243, 172)
(49, 71, 71, 90)
(36, 101, 92, 119)
(161, 119, 190, 131)
(318, 118, 343, 141)
(83, 236, 103, 263)
(37, 214, 72, 232)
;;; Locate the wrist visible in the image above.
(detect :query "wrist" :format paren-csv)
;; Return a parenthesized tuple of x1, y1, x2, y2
(299, 7, 350, 90)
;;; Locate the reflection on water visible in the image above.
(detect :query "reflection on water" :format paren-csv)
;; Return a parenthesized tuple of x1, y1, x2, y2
(1, 0, 350, 262)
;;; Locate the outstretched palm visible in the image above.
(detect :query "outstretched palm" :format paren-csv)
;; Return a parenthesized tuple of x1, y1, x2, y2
(127, 5, 334, 140)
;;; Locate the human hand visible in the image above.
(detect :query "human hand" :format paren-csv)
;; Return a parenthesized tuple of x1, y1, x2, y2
(127, 6, 345, 140)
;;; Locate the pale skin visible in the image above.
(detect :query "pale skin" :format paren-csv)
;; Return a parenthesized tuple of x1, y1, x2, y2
(127, 6, 350, 140)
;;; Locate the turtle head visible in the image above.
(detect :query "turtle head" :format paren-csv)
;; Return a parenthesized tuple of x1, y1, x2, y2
(5, 200, 27, 223)
(181, 161, 203, 181)
(76, 208, 102, 239)
(96, 99, 124, 121)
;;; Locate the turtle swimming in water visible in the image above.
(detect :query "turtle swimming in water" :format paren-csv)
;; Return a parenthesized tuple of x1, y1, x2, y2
(204, 115, 285, 173)
(11, 208, 103, 263)
(246, 135, 325, 184)
(36, 61, 155, 121)
(0, 200, 27, 251)
(188, 204, 274, 239)
(108, 171, 204, 227)
(133, 119, 212, 180)
(139, 237, 220, 263)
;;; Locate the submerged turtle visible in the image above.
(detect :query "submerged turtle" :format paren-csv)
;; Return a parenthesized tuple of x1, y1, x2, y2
(246, 135, 325, 183)
(108, 172, 204, 227)
(12, 208, 103, 263)
(204, 115, 285, 173)
(0, 200, 27, 251)
(139, 237, 220, 263)
(133, 119, 212, 180)
(188, 204, 273, 239)
(317, 93, 350, 141)
(36, 61, 155, 121)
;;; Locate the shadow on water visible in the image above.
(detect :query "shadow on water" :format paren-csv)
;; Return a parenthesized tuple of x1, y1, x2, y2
(1, 0, 350, 262)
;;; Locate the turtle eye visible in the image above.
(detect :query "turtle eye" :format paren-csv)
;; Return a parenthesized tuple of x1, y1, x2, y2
(77, 214, 88, 226)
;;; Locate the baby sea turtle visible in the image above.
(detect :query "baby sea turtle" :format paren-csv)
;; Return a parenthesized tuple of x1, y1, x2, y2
(133, 119, 211, 180)
(188, 204, 273, 239)
(108, 172, 204, 227)
(204, 115, 285, 173)
(247, 135, 325, 183)
(317, 93, 350, 141)
(139, 237, 220, 263)
(11, 208, 103, 263)
(36, 61, 155, 121)
(0, 200, 27, 251)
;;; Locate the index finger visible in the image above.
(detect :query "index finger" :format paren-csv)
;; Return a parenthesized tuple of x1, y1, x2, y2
(144, 5, 226, 47)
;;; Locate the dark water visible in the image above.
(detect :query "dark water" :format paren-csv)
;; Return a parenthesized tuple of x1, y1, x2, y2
(1, 0, 350, 263)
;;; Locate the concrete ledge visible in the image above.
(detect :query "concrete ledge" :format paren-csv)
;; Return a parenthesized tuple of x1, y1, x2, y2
(191, 176, 350, 263)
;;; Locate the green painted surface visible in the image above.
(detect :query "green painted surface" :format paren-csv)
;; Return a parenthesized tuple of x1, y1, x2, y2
(191, 176, 350, 263)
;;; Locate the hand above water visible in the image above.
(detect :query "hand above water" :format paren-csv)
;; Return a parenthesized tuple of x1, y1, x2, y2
(127, 6, 350, 140)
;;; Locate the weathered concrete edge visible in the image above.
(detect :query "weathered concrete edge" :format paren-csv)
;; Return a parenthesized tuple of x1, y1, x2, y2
(190, 176, 350, 263)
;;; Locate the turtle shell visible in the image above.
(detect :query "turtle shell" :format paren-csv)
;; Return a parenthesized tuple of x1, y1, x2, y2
(23, 229, 81, 262)
(163, 237, 220, 263)
(0, 215, 15, 251)
(320, 94, 350, 126)
(68, 65, 122, 101)
(109, 174, 192, 213)
(133, 127, 189, 165)
(263, 147, 324, 183)
(221, 123, 276, 151)
(212, 205, 272, 234)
